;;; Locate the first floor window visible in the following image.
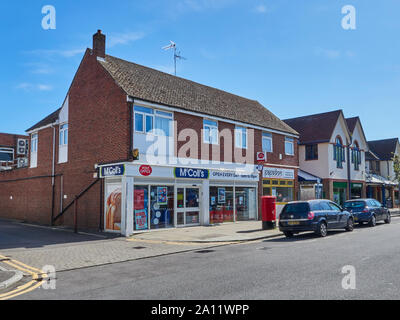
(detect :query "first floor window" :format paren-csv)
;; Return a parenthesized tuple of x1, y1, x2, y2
(31, 133, 38, 153)
(203, 119, 218, 144)
(305, 144, 318, 160)
(0, 148, 14, 162)
(285, 137, 294, 156)
(262, 132, 273, 153)
(134, 106, 172, 136)
(334, 137, 345, 168)
(235, 126, 247, 149)
(59, 123, 68, 146)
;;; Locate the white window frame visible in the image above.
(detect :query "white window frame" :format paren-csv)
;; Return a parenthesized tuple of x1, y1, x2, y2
(134, 106, 173, 137)
(235, 126, 248, 149)
(285, 137, 294, 156)
(203, 119, 219, 145)
(30, 133, 38, 168)
(262, 132, 273, 153)
(59, 123, 68, 146)
(0, 147, 14, 162)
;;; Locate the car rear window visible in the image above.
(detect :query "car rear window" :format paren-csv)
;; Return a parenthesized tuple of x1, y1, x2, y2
(282, 203, 310, 214)
(310, 202, 322, 211)
(344, 201, 365, 209)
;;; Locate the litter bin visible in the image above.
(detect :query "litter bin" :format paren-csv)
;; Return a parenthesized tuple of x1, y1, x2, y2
(262, 196, 276, 230)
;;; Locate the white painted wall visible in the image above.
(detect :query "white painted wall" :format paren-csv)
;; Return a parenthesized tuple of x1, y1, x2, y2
(58, 96, 69, 164)
(299, 143, 330, 179)
(349, 121, 367, 182)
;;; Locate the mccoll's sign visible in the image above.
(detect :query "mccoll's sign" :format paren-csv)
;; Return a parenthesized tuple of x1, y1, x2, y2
(174, 167, 209, 179)
(100, 164, 125, 178)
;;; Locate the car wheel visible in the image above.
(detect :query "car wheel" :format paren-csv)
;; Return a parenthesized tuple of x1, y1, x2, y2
(385, 214, 391, 224)
(346, 218, 354, 232)
(368, 215, 376, 227)
(315, 222, 328, 237)
(283, 231, 294, 238)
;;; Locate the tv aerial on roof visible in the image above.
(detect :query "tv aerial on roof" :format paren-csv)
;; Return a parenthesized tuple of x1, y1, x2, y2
(162, 40, 186, 76)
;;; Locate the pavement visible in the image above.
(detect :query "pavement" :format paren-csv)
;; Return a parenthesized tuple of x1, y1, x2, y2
(0, 219, 280, 274)
(131, 221, 280, 243)
(18, 216, 400, 300)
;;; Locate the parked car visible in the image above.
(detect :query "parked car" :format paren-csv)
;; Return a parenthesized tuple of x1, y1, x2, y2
(343, 199, 391, 227)
(279, 200, 354, 238)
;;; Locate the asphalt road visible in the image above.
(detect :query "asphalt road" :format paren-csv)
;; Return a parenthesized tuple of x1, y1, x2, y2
(19, 217, 400, 300)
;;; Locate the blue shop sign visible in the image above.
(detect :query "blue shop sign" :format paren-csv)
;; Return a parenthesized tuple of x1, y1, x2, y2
(174, 167, 209, 179)
(100, 164, 126, 178)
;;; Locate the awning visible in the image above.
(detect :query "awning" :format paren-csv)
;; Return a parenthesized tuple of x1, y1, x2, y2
(366, 173, 397, 187)
(298, 170, 321, 183)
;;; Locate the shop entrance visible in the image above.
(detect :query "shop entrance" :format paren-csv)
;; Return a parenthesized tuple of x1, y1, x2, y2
(176, 186, 201, 227)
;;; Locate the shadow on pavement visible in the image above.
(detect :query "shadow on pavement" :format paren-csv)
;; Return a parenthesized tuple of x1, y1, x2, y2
(0, 219, 120, 250)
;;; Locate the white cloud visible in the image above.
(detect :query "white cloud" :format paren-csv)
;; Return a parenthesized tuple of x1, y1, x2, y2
(315, 47, 341, 59)
(108, 32, 145, 48)
(16, 83, 53, 91)
(27, 48, 85, 58)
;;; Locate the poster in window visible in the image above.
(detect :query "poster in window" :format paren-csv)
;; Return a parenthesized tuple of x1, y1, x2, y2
(105, 185, 122, 231)
(157, 187, 168, 205)
(218, 188, 226, 204)
(135, 209, 148, 230)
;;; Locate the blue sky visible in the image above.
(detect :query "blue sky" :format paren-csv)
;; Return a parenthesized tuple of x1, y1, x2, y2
(0, 0, 399, 140)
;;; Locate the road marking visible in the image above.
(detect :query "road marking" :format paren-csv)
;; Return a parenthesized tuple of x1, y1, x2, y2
(0, 254, 48, 300)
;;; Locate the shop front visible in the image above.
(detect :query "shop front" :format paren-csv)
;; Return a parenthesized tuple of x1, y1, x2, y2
(333, 182, 347, 206)
(99, 162, 259, 235)
(350, 182, 363, 200)
(262, 167, 296, 217)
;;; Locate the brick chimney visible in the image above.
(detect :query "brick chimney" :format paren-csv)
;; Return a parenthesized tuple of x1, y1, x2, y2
(93, 30, 106, 58)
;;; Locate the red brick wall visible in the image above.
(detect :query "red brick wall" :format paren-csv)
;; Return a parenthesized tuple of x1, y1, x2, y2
(0, 50, 128, 230)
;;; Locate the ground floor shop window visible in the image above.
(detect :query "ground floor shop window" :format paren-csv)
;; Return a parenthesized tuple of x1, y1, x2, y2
(236, 187, 257, 221)
(150, 186, 174, 229)
(209, 186, 256, 223)
(210, 187, 234, 223)
(263, 179, 294, 204)
(333, 182, 348, 206)
(351, 183, 363, 199)
(105, 183, 122, 232)
(134, 185, 149, 231)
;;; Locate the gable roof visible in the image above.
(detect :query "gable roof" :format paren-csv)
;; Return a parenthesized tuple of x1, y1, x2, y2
(345, 117, 358, 133)
(26, 108, 61, 132)
(368, 138, 399, 161)
(283, 110, 344, 145)
(97, 53, 298, 135)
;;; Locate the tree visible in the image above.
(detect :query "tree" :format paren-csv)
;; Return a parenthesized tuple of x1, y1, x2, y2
(392, 153, 400, 208)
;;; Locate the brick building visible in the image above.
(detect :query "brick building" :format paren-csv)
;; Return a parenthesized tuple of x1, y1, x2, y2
(0, 30, 299, 235)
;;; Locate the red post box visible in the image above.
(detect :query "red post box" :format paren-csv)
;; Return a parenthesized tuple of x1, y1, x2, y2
(262, 196, 277, 230)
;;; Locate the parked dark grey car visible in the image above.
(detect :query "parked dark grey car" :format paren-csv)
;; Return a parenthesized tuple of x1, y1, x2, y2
(279, 200, 354, 238)
(343, 199, 391, 227)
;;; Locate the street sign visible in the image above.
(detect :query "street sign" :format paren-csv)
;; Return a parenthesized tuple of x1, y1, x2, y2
(257, 152, 267, 162)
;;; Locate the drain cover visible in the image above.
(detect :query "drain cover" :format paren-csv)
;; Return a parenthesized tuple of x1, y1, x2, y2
(195, 250, 216, 254)
(257, 247, 272, 251)
(133, 246, 146, 250)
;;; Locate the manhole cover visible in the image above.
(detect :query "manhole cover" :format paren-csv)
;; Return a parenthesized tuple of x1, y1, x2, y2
(195, 250, 216, 254)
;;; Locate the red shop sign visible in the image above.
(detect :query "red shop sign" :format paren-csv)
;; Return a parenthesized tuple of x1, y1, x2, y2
(139, 165, 152, 176)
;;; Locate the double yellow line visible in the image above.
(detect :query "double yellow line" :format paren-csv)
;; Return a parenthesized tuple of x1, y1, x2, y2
(0, 254, 48, 300)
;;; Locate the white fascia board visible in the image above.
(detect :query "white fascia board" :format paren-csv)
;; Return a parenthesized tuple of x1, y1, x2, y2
(26, 120, 59, 135)
(132, 98, 299, 139)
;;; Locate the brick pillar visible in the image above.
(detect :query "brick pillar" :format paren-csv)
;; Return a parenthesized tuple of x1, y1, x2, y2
(362, 183, 367, 198)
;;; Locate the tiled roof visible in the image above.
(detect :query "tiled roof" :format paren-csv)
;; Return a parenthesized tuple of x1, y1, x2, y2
(368, 138, 399, 161)
(283, 110, 342, 144)
(345, 117, 358, 133)
(98, 54, 298, 135)
(26, 108, 61, 132)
